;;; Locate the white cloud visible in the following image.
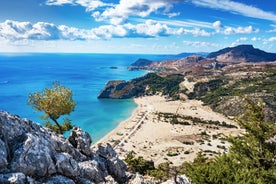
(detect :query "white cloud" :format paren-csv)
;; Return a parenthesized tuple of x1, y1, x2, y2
(46, 0, 74, 6)
(268, 29, 276, 33)
(183, 40, 219, 48)
(268, 37, 276, 42)
(223, 25, 259, 35)
(251, 37, 261, 41)
(211, 21, 259, 35)
(0, 19, 214, 43)
(46, 0, 183, 25)
(191, 0, 276, 22)
(0, 20, 61, 41)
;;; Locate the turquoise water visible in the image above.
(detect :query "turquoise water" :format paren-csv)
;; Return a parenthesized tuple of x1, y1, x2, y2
(0, 53, 167, 142)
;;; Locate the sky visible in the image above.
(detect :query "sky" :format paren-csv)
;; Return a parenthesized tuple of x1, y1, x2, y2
(0, 0, 276, 54)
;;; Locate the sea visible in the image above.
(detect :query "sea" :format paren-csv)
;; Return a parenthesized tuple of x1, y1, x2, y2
(0, 53, 174, 142)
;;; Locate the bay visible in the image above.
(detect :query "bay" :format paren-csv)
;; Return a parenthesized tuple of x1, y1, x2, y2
(0, 53, 166, 142)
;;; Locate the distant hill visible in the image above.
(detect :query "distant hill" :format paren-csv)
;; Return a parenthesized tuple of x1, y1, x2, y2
(207, 45, 276, 62)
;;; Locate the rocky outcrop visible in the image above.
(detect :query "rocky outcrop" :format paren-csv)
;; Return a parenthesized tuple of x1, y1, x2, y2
(0, 110, 128, 183)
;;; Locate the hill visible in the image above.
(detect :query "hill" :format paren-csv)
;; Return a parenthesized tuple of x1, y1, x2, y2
(207, 44, 276, 62)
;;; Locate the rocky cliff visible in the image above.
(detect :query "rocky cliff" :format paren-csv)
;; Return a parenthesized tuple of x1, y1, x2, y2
(0, 110, 128, 183)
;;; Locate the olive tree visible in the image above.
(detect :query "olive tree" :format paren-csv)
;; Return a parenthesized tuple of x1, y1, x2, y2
(28, 82, 76, 134)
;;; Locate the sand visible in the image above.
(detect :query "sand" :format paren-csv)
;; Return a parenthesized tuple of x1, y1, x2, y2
(96, 95, 243, 166)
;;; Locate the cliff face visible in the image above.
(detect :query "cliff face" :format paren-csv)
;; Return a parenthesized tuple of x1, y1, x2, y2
(0, 111, 128, 183)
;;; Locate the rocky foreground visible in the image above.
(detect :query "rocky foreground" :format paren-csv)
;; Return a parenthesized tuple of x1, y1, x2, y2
(0, 110, 129, 183)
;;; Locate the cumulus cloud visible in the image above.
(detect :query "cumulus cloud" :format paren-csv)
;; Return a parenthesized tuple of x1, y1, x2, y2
(0, 20, 61, 41)
(46, 0, 183, 25)
(212, 21, 259, 35)
(0, 19, 215, 42)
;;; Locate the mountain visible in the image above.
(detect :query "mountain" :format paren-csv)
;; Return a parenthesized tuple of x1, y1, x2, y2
(127, 58, 154, 70)
(207, 45, 276, 62)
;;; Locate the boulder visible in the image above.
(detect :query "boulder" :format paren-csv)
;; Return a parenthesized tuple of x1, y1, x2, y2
(44, 175, 75, 184)
(55, 153, 79, 177)
(129, 173, 146, 184)
(10, 133, 56, 177)
(0, 139, 8, 170)
(69, 126, 93, 157)
(78, 160, 106, 183)
(106, 157, 128, 183)
(0, 172, 28, 184)
(96, 143, 116, 159)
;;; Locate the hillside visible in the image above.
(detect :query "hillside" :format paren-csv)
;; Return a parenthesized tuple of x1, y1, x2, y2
(207, 44, 276, 63)
(101, 45, 276, 122)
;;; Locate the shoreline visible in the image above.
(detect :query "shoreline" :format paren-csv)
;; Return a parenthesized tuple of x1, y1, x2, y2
(96, 95, 243, 166)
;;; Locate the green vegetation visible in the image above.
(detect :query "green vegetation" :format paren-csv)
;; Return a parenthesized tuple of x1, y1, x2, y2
(134, 73, 184, 98)
(124, 151, 183, 183)
(124, 151, 155, 175)
(112, 73, 184, 99)
(156, 112, 237, 128)
(28, 82, 75, 134)
(183, 99, 276, 183)
(188, 69, 276, 122)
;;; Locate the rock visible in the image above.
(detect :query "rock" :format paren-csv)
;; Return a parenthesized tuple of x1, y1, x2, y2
(0, 172, 27, 184)
(44, 175, 75, 184)
(129, 173, 146, 184)
(104, 175, 118, 184)
(69, 126, 93, 157)
(78, 160, 106, 183)
(107, 157, 128, 183)
(0, 111, 128, 183)
(76, 177, 96, 184)
(55, 153, 79, 177)
(162, 174, 191, 184)
(96, 143, 116, 159)
(0, 139, 8, 170)
(10, 133, 56, 177)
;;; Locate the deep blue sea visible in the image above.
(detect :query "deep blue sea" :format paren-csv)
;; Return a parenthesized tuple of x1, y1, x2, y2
(0, 53, 170, 142)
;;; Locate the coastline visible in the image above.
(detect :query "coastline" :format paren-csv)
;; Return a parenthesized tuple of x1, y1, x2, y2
(96, 95, 243, 166)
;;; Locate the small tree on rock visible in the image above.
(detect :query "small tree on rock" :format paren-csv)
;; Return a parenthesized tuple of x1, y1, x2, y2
(28, 82, 75, 134)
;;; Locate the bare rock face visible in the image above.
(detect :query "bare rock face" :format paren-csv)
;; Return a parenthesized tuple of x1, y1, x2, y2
(0, 139, 7, 170)
(0, 111, 128, 183)
(69, 126, 93, 157)
(55, 153, 79, 177)
(78, 160, 106, 183)
(96, 143, 117, 159)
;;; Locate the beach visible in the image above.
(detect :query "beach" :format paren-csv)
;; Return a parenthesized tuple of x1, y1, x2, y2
(96, 95, 243, 166)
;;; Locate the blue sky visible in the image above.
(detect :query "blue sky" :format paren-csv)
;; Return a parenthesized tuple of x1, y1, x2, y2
(0, 0, 276, 54)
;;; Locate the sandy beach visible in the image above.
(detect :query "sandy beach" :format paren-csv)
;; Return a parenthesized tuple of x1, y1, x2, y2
(96, 95, 243, 166)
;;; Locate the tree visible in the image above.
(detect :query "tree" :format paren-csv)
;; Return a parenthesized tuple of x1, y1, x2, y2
(28, 82, 75, 134)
